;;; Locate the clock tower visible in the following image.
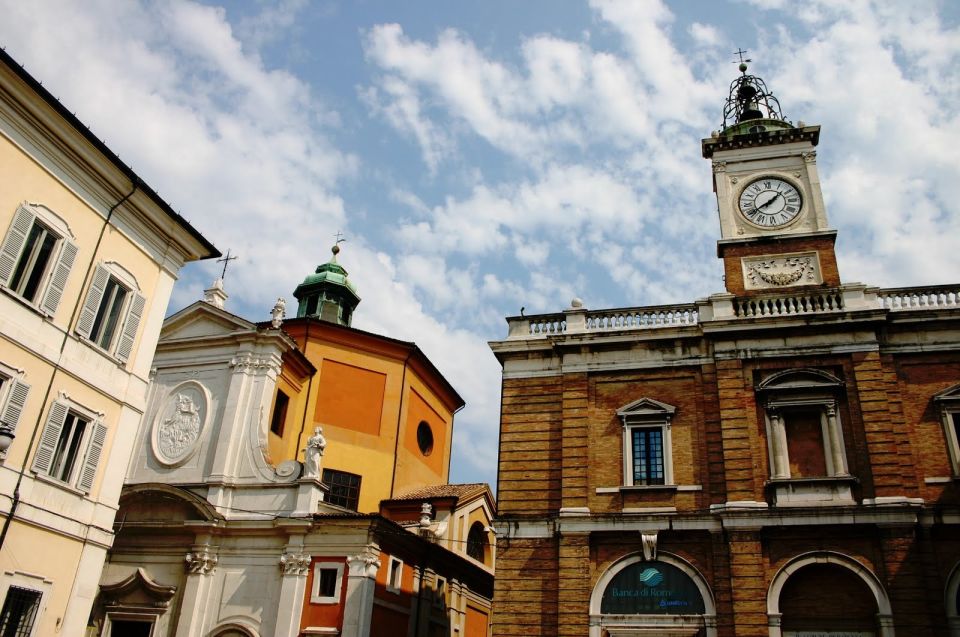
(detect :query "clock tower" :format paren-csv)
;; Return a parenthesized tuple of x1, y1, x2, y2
(702, 61, 839, 295)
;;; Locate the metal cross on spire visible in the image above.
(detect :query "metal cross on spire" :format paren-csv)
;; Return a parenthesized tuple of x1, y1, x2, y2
(334, 231, 346, 246)
(733, 48, 751, 64)
(216, 249, 238, 280)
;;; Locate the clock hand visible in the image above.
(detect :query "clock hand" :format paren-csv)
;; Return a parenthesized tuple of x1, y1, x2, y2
(757, 192, 782, 211)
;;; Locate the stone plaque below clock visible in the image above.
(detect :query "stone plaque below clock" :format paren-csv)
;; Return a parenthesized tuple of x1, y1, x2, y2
(741, 252, 822, 291)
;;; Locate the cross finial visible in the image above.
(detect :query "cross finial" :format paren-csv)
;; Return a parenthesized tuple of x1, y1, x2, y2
(733, 48, 750, 64)
(334, 231, 346, 246)
(216, 249, 238, 280)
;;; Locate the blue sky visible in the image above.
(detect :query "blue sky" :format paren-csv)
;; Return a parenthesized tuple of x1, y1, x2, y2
(2, 1, 958, 488)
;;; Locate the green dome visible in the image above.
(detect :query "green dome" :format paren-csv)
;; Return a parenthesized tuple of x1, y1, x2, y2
(293, 244, 360, 325)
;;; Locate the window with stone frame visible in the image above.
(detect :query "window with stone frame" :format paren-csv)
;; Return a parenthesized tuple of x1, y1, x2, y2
(757, 369, 850, 481)
(0, 585, 42, 637)
(31, 395, 107, 493)
(75, 262, 145, 363)
(0, 202, 77, 315)
(617, 398, 676, 487)
(933, 383, 960, 477)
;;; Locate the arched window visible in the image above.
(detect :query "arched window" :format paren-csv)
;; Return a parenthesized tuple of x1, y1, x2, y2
(466, 522, 487, 563)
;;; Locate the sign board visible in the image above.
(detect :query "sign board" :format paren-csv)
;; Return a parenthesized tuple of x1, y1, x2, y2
(600, 561, 705, 615)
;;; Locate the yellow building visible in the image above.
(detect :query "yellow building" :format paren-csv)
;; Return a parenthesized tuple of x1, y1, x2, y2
(0, 49, 216, 635)
(268, 245, 465, 513)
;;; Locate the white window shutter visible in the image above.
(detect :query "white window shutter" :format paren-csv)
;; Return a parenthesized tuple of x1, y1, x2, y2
(0, 205, 35, 285)
(40, 239, 77, 315)
(32, 400, 68, 475)
(115, 292, 145, 363)
(76, 264, 110, 339)
(77, 418, 107, 493)
(0, 379, 30, 432)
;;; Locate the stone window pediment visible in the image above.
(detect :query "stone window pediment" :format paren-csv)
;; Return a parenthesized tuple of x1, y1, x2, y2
(934, 383, 960, 476)
(618, 398, 676, 487)
(757, 369, 854, 506)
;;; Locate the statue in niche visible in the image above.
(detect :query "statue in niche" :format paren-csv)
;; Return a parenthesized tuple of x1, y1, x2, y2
(303, 426, 327, 478)
(158, 393, 201, 460)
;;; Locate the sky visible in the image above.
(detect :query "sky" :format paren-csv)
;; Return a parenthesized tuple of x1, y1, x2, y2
(1, 1, 958, 488)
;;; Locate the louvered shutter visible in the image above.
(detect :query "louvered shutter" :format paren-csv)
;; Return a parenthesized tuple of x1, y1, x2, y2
(0, 379, 30, 432)
(0, 206, 35, 285)
(77, 419, 106, 493)
(76, 264, 110, 339)
(32, 400, 68, 475)
(115, 292, 145, 363)
(40, 239, 77, 315)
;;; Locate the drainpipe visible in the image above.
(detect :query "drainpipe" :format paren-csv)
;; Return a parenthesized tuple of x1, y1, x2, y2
(389, 350, 413, 499)
(0, 180, 138, 551)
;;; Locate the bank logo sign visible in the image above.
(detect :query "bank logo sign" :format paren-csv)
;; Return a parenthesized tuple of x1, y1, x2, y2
(600, 560, 706, 615)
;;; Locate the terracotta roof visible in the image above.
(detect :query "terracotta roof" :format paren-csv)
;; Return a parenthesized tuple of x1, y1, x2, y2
(389, 483, 490, 502)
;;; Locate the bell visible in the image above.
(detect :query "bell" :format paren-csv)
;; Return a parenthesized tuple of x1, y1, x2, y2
(739, 99, 764, 122)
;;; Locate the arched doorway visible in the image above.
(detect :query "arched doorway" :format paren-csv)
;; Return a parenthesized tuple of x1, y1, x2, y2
(589, 553, 717, 637)
(945, 561, 960, 636)
(767, 552, 894, 637)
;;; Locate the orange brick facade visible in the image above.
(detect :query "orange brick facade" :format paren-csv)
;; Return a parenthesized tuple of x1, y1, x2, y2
(491, 319, 960, 636)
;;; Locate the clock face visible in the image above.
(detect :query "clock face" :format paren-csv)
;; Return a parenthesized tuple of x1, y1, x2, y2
(738, 177, 803, 227)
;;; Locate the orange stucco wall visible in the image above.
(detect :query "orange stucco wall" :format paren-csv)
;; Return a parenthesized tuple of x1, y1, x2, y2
(465, 605, 490, 637)
(300, 557, 348, 632)
(315, 358, 386, 435)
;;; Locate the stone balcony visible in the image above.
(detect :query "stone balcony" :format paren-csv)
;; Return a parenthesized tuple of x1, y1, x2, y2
(502, 283, 960, 340)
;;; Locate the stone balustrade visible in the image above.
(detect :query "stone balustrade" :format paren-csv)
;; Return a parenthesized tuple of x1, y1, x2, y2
(503, 283, 960, 339)
(877, 285, 960, 310)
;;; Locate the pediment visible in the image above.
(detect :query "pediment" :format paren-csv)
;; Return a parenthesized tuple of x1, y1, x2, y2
(617, 397, 676, 419)
(99, 568, 176, 608)
(934, 382, 960, 406)
(161, 301, 257, 341)
(757, 368, 843, 393)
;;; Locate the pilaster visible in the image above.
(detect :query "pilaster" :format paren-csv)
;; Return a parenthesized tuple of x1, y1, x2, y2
(557, 533, 590, 636)
(175, 544, 219, 637)
(561, 373, 589, 512)
(727, 530, 767, 637)
(342, 547, 380, 637)
(715, 360, 763, 503)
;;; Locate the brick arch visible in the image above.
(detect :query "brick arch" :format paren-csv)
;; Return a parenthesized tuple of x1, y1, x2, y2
(766, 551, 893, 637)
(588, 551, 717, 637)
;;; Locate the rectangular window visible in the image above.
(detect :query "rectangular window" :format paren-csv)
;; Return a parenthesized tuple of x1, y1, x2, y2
(8, 222, 57, 304)
(76, 264, 145, 363)
(270, 391, 289, 436)
(310, 562, 344, 604)
(0, 586, 42, 637)
(386, 557, 403, 594)
(433, 576, 446, 608)
(322, 468, 361, 510)
(32, 399, 107, 493)
(631, 427, 665, 485)
(0, 204, 77, 315)
(49, 412, 88, 483)
(90, 276, 129, 350)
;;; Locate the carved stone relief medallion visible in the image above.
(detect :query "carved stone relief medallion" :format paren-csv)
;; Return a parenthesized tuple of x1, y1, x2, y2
(152, 381, 209, 466)
(741, 251, 823, 291)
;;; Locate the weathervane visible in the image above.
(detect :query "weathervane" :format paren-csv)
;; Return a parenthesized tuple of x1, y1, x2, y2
(733, 48, 752, 69)
(216, 249, 238, 280)
(721, 49, 786, 128)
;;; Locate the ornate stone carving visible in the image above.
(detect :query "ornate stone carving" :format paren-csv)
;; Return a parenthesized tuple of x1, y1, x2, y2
(229, 354, 281, 375)
(280, 551, 311, 576)
(152, 382, 207, 465)
(802, 150, 817, 163)
(641, 532, 658, 561)
(347, 549, 381, 578)
(712, 160, 727, 173)
(742, 252, 822, 291)
(275, 459, 302, 480)
(185, 549, 218, 575)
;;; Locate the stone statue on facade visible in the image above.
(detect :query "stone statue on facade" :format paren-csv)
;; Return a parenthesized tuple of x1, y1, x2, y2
(270, 297, 286, 328)
(303, 426, 326, 478)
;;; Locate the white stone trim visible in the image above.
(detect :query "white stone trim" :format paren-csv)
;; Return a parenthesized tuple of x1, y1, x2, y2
(766, 551, 894, 637)
(0, 570, 52, 637)
(310, 562, 344, 604)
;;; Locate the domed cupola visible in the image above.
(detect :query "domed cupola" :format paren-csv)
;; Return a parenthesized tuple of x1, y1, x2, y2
(293, 242, 360, 326)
